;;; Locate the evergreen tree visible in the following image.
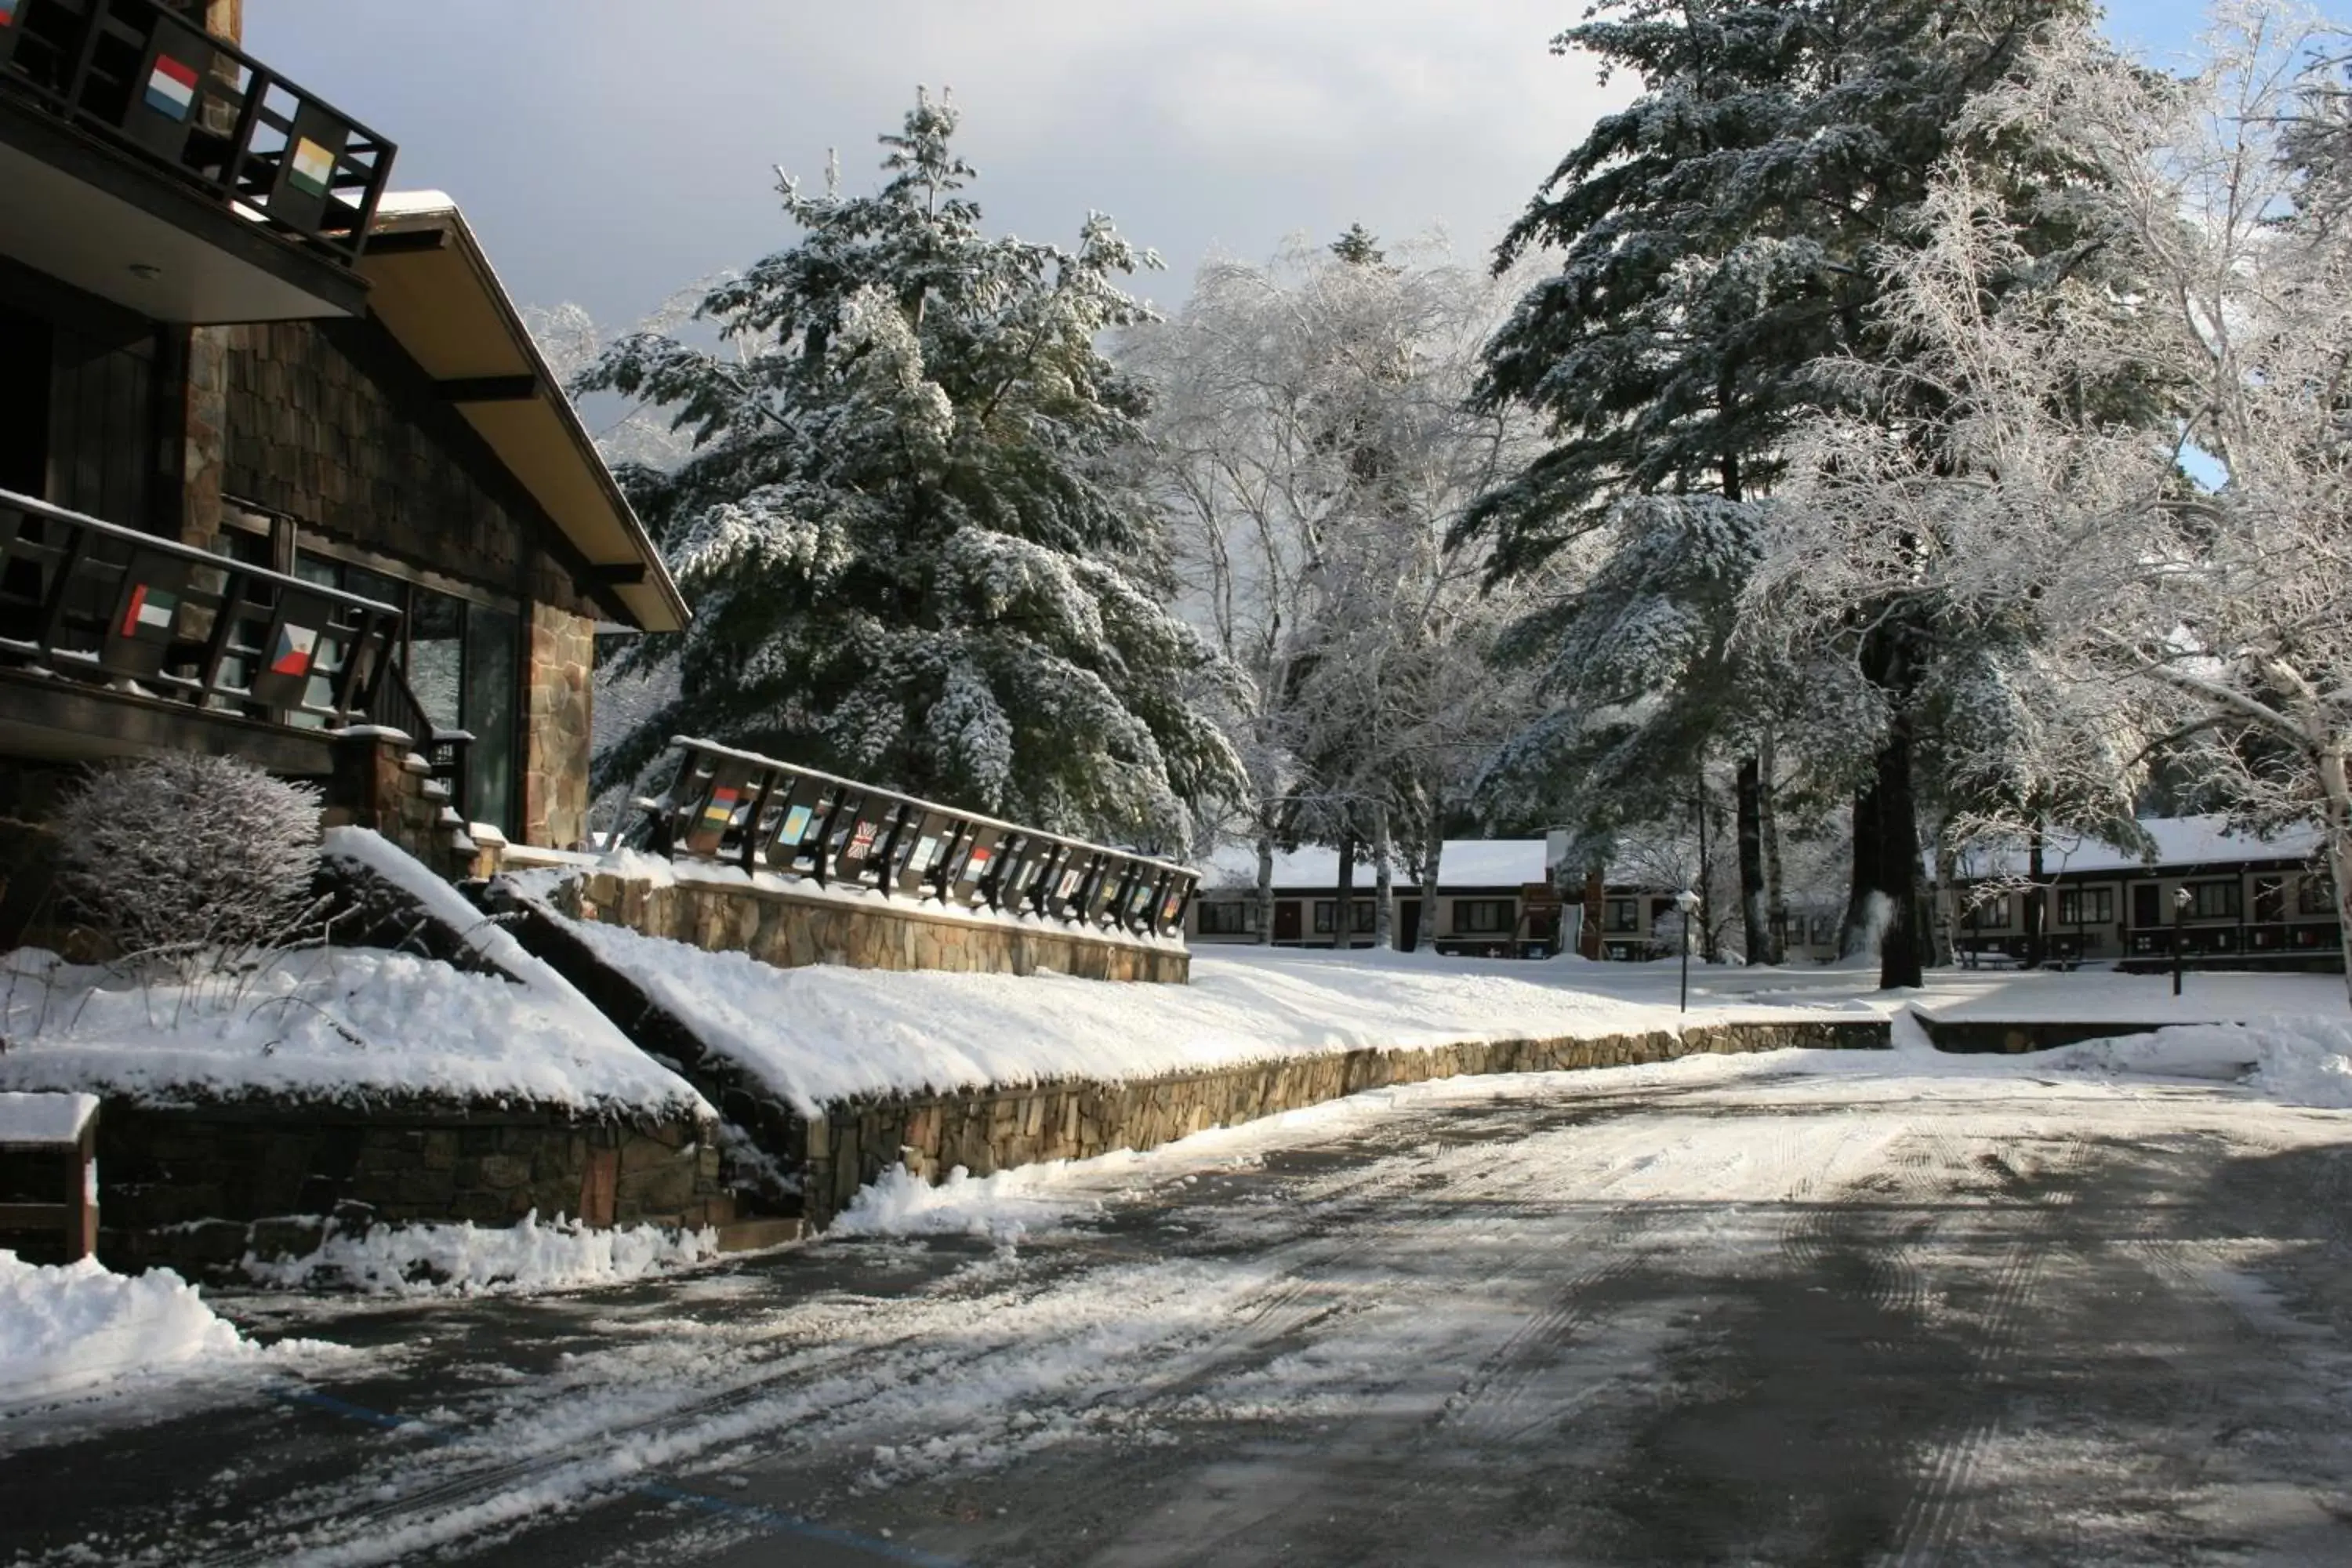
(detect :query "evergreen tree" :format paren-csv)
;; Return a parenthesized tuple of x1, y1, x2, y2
(583, 93, 1240, 848)
(1465, 0, 2097, 986)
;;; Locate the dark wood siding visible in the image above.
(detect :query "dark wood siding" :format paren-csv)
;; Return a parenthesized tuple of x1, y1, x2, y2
(49, 323, 157, 529)
(219, 318, 596, 619)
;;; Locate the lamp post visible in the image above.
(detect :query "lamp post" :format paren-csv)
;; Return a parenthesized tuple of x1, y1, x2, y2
(1676, 887, 1700, 1014)
(2172, 884, 2192, 996)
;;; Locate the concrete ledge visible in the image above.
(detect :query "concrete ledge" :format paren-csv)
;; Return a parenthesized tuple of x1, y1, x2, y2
(1911, 1015, 2176, 1055)
(801, 1018, 1888, 1227)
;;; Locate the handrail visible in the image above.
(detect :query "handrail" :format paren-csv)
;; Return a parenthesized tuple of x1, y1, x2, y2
(636, 735, 1200, 942)
(0, 485, 402, 728)
(0, 0, 395, 267)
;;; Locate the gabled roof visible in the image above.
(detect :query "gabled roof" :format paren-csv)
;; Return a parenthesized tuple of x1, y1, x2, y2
(357, 193, 688, 633)
(1944, 814, 2325, 880)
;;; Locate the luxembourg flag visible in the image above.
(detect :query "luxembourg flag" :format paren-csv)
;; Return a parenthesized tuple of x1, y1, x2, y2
(701, 786, 739, 828)
(118, 583, 177, 639)
(269, 622, 318, 678)
(145, 55, 198, 122)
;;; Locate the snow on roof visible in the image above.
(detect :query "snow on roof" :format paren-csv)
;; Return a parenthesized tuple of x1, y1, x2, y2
(1946, 814, 2326, 880)
(372, 188, 459, 216)
(1200, 840, 1549, 892)
(0, 1091, 96, 1145)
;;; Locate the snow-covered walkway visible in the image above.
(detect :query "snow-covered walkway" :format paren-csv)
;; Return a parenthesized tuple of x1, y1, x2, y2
(8, 1035, 2352, 1564)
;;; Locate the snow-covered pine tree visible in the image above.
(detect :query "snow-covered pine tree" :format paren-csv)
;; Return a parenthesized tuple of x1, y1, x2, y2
(580, 93, 1239, 848)
(1466, 0, 2102, 987)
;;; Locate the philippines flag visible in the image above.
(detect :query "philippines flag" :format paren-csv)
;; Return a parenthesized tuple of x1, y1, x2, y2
(119, 583, 178, 639)
(269, 623, 318, 677)
(145, 56, 198, 121)
(701, 786, 739, 827)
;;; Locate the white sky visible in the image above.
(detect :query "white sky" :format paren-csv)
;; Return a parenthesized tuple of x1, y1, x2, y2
(249, 2, 2299, 328)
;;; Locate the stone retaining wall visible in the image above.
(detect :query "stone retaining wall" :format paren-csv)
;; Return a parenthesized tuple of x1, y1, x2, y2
(1909, 1015, 2173, 1055)
(95, 1102, 724, 1276)
(547, 868, 1191, 984)
(800, 1018, 1887, 1226)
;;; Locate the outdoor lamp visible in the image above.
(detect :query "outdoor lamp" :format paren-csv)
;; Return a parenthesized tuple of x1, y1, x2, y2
(2172, 884, 2192, 996)
(1675, 888, 1699, 1014)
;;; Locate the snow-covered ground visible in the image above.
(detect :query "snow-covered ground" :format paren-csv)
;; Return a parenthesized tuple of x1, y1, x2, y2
(242, 1213, 720, 1298)
(543, 908, 2350, 1114)
(24, 1029, 2352, 1565)
(0, 1252, 347, 1412)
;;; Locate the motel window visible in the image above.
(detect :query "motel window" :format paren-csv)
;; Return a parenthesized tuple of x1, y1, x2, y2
(2301, 877, 2338, 916)
(1454, 899, 1515, 935)
(1196, 902, 1254, 936)
(2056, 887, 2114, 926)
(1965, 894, 2013, 930)
(1604, 898, 1640, 934)
(2187, 880, 2241, 920)
(1313, 900, 1376, 934)
(2252, 877, 2285, 924)
(1809, 915, 1836, 948)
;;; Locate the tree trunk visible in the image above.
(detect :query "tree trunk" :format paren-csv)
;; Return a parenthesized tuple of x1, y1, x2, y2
(1694, 760, 1721, 964)
(1871, 712, 1925, 990)
(1372, 803, 1395, 951)
(1416, 808, 1445, 953)
(1254, 829, 1276, 946)
(1931, 833, 1958, 968)
(2318, 746, 2352, 1010)
(1841, 782, 1882, 960)
(1762, 728, 1786, 962)
(1581, 864, 1605, 960)
(2023, 820, 2046, 969)
(1334, 832, 1356, 951)
(1737, 753, 1771, 966)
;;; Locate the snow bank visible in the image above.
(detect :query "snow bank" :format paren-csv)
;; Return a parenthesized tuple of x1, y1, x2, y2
(831, 1163, 1106, 1243)
(553, 923, 1836, 1116)
(0, 946, 706, 1118)
(1, 1251, 255, 1405)
(2051, 1017, 2352, 1108)
(240, 1212, 718, 1297)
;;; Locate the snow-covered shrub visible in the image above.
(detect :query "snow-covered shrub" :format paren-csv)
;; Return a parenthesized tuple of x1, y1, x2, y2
(51, 753, 325, 974)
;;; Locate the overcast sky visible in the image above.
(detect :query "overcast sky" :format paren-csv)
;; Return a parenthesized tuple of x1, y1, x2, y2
(253, 2, 2293, 328)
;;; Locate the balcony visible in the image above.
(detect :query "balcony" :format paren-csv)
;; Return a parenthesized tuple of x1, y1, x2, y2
(0, 486, 463, 795)
(0, 0, 394, 322)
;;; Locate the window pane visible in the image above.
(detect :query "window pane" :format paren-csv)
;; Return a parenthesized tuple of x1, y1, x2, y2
(409, 589, 465, 733)
(464, 603, 519, 834)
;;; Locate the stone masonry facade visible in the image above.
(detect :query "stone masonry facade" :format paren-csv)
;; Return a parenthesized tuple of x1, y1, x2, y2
(800, 1020, 1889, 1225)
(551, 869, 1192, 984)
(96, 1101, 724, 1276)
(523, 601, 594, 850)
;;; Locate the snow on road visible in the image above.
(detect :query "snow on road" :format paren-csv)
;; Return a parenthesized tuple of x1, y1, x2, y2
(15, 1035, 2352, 1565)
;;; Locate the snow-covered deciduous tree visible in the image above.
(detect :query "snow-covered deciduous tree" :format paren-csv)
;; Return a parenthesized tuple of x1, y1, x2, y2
(1124, 233, 1545, 942)
(1760, 2, 2352, 997)
(53, 754, 323, 975)
(579, 93, 1240, 848)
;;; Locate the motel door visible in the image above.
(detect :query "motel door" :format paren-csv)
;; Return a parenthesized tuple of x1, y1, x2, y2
(1274, 901, 1302, 943)
(1398, 899, 1421, 951)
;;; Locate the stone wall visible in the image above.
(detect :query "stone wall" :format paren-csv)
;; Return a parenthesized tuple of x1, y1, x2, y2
(96, 1101, 725, 1276)
(550, 869, 1192, 984)
(1908, 1014, 2176, 1055)
(800, 1019, 1888, 1226)
(522, 601, 594, 851)
(322, 731, 496, 884)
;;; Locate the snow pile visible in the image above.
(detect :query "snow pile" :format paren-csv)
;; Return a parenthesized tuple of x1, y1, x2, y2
(831, 1163, 1106, 1243)
(0, 1251, 256, 1405)
(241, 1211, 718, 1297)
(0, 945, 706, 1118)
(551, 924, 1780, 1115)
(2053, 1018, 2352, 1108)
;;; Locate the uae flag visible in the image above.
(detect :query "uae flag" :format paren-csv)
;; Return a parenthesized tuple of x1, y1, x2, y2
(118, 583, 179, 641)
(701, 786, 739, 829)
(145, 55, 198, 120)
(289, 137, 334, 198)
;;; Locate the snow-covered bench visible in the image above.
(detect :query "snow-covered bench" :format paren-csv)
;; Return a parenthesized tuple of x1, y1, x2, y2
(0, 1093, 98, 1262)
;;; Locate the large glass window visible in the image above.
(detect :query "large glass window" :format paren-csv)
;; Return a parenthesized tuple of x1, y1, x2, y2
(294, 549, 521, 833)
(2057, 887, 2114, 926)
(1454, 899, 1515, 935)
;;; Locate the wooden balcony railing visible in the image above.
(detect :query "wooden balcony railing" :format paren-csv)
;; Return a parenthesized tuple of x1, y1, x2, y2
(637, 737, 1201, 942)
(0, 0, 393, 267)
(0, 485, 401, 730)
